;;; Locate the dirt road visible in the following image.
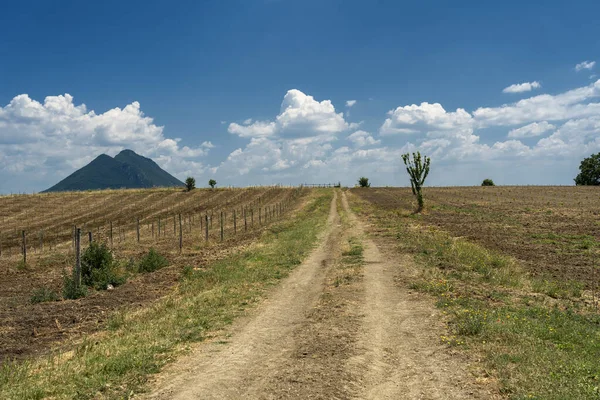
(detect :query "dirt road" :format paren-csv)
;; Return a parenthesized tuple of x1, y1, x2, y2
(145, 190, 494, 399)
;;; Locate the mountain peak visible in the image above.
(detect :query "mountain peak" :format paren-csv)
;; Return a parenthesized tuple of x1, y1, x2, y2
(43, 151, 183, 192)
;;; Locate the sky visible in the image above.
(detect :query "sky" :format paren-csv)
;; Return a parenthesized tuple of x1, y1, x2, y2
(1, 0, 599, 193)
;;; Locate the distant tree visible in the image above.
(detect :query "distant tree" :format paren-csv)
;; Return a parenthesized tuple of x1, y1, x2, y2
(402, 152, 431, 213)
(481, 179, 495, 186)
(185, 177, 196, 192)
(358, 177, 370, 187)
(208, 179, 217, 188)
(574, 152, 600, 186)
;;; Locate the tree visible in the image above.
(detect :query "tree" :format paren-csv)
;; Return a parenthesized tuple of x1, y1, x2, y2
(208, 179, 217, 188)
(185, 177, 196, 192)
(575, 152, 600, 186)
(358, 177, 370, 187)
(481, 179, 495, 186)
(402, 152, 431, 213)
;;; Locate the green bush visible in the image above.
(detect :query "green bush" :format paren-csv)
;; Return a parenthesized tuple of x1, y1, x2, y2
(81, 242, 126, 290)
(138, 248, 169, 273)
(357, 177, 370, 187)
(30, 287, 60, 304)
(481, 178, 495, 186)
(62, 270, 87, 300)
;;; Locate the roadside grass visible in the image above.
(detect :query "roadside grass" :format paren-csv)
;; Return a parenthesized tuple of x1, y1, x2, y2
(348, 192, 600, 400)
(0, 190, 333, 400)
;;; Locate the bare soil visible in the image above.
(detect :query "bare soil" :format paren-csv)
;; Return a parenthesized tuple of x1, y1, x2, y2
(353, 186, 600, 286)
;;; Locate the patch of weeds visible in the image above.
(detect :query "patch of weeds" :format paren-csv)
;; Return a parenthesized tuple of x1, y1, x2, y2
(137, 248, 169, 273)
(453, 309, 486, 336)
(30, 287, 60, 304)
(531, 278, 584, 299)
(409, 278, 454, 295)
(15, 260, 28, 271)
(181, 265, 194, 279)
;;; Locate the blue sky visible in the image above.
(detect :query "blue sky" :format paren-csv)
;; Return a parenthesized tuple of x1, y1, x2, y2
(1, 0, 599, 192)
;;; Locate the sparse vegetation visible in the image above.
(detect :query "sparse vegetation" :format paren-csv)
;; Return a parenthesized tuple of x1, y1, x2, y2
(62, 270, 87, 300)
(402, 151, 430, 213)
(209, 178, 217, 188)
(185, 176, 196, 191)
(357, 177, 370, 187)
(30, 287, 60, 304)
(481, 178, 495, 186)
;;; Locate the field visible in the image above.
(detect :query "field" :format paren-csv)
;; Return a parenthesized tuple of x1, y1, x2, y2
(354, 186, 600, 286)
(2, 185, 600, 399)
(0, 186, 304, 361)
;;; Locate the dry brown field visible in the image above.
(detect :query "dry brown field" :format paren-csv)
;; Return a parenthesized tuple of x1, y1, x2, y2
(353, 186, 600, 286)
(0, 186, 305, 361)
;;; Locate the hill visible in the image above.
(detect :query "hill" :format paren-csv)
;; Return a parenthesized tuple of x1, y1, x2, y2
(44, 150, 184, 192)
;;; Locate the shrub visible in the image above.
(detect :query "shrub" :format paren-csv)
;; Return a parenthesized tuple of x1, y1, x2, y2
(62, 270, 87, 300)
(185, 177, 196, 191)
(482, 178, 495, 186)
(402, 152, 431, 213)
(30, 287, 60, 304)
(208, 179, 217, 188)
(81, 242, 126, 290)
(358, 177, 370, 187)
(138, 248, 169, 273)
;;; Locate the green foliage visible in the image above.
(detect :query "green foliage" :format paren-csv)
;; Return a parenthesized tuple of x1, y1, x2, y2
(30, 287, 60, 304)
(481, 178, 495, 186)
(574, 152, 600, 185)
(15, 260, 28, 271)
(208, 178, 217, 188)
(357, 177, 370, 187)
(402, 151, 431, 212)
(185, 176, 196, 191)
(137, 248, 169, 273)
(62, 270, 87, 300)
(81, 242, 126, 290)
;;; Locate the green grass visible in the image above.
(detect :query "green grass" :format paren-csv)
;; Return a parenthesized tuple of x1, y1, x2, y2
(350, 194, 600, 400)
(0, 191, 333, 400)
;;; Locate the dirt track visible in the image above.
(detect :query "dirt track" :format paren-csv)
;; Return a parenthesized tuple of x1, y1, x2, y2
(144, 190, 495, 399)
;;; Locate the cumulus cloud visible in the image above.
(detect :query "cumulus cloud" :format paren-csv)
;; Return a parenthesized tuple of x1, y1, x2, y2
(0, 94, 211, 192)
(502, 81, 541, 94)
(347, 130, 381, 147)
(507, 121, 556, 138)
(228, 89, 352, 140)
(576, 60, 596, 71)
(346, 100, 357, 107)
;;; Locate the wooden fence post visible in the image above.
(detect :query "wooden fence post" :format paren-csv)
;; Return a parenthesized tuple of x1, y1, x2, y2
(88, 231, 92, 244)
(179, 214, 183, 253)
(244, 208, 247, 231)
(22, 230, 26, 264)
(110, 221, 113, 247)
(137, 218, 140, 243)
(205, 214, 209, 242)
(220, 211, 224, 242)
(259, 207, 262, 225)
(251, 208, 254, 226)
(75, 228, 81, 288)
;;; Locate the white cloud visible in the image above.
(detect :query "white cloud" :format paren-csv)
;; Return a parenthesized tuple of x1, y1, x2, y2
(507, 121, 556, 138)
(502, 81, 541, 94)
(576, 60, 596, 72)
(0, 94, 210, 192)
(380, 102, 473, 136)
(346, 100, 357, 107)
(228, 89, 351, 140)
(243, 118, 253, 125)
(347, 130, 381, 147)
